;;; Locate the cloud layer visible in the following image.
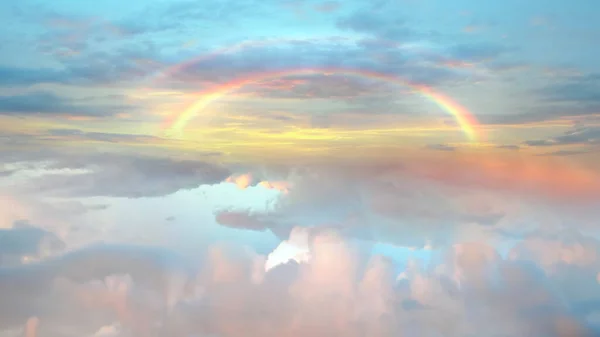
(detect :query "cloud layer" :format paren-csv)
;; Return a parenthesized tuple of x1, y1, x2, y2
(2, 225, 600, 336)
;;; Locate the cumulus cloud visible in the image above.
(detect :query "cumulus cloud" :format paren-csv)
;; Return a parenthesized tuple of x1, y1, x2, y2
(158, 229, 600, 337)
(0, 215, 600, 337)
(0, 241, 199, 336)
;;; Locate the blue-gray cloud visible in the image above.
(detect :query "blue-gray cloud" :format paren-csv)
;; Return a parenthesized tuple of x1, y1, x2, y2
(496, 144, 521, 150)
(0, 67, 64, 87)
(45, 129, 161, 144)
(156, 36, 508, 97)
(0, 241, 196, 334)
(336, 9, 415, 41)
(15, 153, 231, 198)
(0, 221, 65, 266)
(539, 74, 600, 103)
(426, 143, 457, 151)
(0, 91, 133, 116)
(523, 126, 600, 147)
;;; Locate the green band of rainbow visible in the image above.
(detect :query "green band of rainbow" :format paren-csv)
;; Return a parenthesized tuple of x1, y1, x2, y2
(163, 67, 481, 141)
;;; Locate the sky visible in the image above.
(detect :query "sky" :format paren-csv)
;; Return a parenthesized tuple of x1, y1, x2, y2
(1, 0, 600, 336)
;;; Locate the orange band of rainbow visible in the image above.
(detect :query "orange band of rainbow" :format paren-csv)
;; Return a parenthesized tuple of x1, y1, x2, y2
(163, 67, 481, 141)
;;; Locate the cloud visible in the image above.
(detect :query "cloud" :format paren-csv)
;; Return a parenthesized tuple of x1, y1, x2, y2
(539, 74, 600, 103)
(524, 126, 600, 147)
(0, 221, 65, 265)
(0, 45, 161, 88)
(244, 74, 402, 101)
(152, 34, 505, 101)
(426, 143, 456, 151)
(2, 1, 600, 335)
(211, 152, 600, 249)
(1, 217, 600, 336)
(115, 0, 277, 36)
(478, 75, 600, 124)
(0, 167, 16, 177)
(496, 144, 520, 150)
(447, 42, 515, 62)
(536, 149, 599, 157)
(14, 153, 231, 198)
(0, 66, 65, 87)
(214, 211, 273, 231)
(53, 243, 196, 297)
(476, 103, 600, 126)
(313, 1, 341, 13)
(0, 241, 198, 336)
(336, 10, 414, 41)
(45, 129, 162, 144)
(225, 173, 255, 189)
(0, 92, 133, 117)
(159, 230, 600, 337)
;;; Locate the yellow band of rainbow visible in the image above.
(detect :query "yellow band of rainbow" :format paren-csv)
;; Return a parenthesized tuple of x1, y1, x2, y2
(163, 67, 481, 141)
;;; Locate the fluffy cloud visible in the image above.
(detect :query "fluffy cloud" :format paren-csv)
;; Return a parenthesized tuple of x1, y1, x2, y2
(1, 216, 600, 337)
(161, 230, 600, 336)
(0, 241, 198, 336)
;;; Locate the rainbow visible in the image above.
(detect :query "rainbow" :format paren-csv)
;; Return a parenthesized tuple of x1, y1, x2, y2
(162, 67, 481, 141)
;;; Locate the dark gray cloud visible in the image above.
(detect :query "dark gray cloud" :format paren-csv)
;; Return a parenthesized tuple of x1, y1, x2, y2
(0, 45, 161, 88)
(52, 243, 196, 287)
(115, 0, 277, 36)
(496, 144, 521, 150)
(157, 37, 498, 99)
(46, 129, 162, 144)
(243, 74, 400, 100)
(535, 148, 599, 157)
(426, 143, 456, 152)
(0, 66, 65, 87)
(0, 91, 134, 117)
(523, 126, 600, 147)
(0, 167, 16, 177)
(0, 1, 514, 100)
(313, 1, 341, 13)
(16, 153, 231, 198)
(478, 104, 600, 124)
(476, 75, 600, 124)
(0, 221, 65, 266)
(213, 166, 516, 248)
(447, 42, 516, 62)
(0, 242, 197, 335)
(214, 211, 274, 231)
(336, 10, 415, 41)
(539, 74, 600, 103)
